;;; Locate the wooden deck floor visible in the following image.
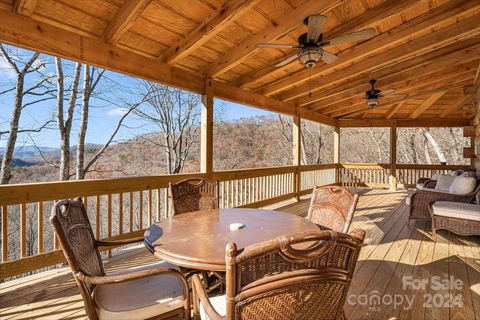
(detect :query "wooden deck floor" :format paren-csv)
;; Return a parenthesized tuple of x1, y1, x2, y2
(1, 189, 479, 320)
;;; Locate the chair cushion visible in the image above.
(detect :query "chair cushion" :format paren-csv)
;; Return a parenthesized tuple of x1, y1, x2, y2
(431, 173, 443, 180)
(432, 201, 480, 222)
(199, 294, 226, 320)
(435, 175, 456, 192)
(448, 175, 477, 195)
(93, 262, 184, 320)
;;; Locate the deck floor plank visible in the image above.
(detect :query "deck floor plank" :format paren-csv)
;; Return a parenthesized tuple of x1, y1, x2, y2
(1, 189, 479, 320)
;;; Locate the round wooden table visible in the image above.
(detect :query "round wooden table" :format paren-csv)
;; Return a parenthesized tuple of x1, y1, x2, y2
(144, 208, 319, 271)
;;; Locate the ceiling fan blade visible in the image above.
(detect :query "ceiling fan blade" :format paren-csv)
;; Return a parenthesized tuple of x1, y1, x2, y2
(381, 88, 397, 96)
(324, 27, 376, 47)
(275, 53, 299, 67)
(389, 92, 409, 100)
(321, 50, 338, 64)
(307, 14, 328, 43)
(256, 43, 298, 49)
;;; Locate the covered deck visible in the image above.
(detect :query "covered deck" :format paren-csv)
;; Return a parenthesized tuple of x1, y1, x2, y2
(1, 0, 480, 319)
(1, 190, 480, 320)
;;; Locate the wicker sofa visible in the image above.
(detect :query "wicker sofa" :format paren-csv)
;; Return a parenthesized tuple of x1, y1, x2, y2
(407, 173, 479, 221)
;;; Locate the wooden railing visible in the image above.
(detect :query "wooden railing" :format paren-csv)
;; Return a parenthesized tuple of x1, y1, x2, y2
(0, 164, 336, 280)
(338, 163, 471, 189)
(0, 162, 472, 279)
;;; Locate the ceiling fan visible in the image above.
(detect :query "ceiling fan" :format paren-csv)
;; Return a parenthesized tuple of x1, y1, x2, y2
(362, 79, 409, 108)
(255, 14, 376, 69)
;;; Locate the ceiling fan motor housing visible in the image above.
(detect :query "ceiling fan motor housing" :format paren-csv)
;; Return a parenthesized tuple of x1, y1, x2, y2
(366, 79, 381, 108)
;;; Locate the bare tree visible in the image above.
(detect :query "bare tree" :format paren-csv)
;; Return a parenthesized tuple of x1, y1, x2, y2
(135, 83, 201, 174)
(55, 58, 81, 180)
(0, 45, 54, 184)
(421, 128, 446, 164)
(75, 65, 105, 179)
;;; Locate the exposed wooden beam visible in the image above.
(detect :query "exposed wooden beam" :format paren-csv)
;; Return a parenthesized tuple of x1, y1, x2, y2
(338, 118, 471, 128)
(206, 0, 343, 77)
(0, 10, 337, 127)
(14, 0, 37, 16)
(386, 102, 405, 119)
(162, 0, 261, 65)
(102, 0, 152, 45)
(439, 95, 473, 118)
(212, 81, 337, 126)
(474, 59, 480, 87)
(232, 0, 422, 88)
(260, 0, 480, 98)
(409, 91, 447, 119)
(300, 40, 480, 108)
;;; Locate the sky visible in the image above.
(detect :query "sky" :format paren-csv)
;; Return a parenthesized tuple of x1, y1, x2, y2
(0, 45, 276, 149)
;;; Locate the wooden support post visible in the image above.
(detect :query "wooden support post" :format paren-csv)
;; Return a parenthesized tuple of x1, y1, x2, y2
(389, 122, 398, 191)
(293, 113, 301, 200)
(334, 126, 340, 184)
(201, 78, 214, 176)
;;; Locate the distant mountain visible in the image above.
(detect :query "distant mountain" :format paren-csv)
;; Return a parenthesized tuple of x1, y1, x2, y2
(0, 145, 58, 159)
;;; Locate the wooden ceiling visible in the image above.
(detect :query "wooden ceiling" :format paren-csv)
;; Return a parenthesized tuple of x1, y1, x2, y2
(0, 0, 479, 126)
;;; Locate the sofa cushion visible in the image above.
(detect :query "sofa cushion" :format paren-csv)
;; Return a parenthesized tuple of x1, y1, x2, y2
(448, 175, 477, 195)
(431, 174, 443, 180)
(432, 201, 480, 222)
(93, 262, 184, 320)
(435, 175, 456, 192)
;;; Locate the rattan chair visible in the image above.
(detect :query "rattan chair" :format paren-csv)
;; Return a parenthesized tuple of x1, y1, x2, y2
(50, 198, 190, 320)
(192, 229, 365, 320)
(307, 186, 359, 233)
(169, 178, 219, 215)
(170, 178, 223, 292)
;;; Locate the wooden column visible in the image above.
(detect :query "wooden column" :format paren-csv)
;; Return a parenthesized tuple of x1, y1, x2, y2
(389, 121, 398, 191)
(293, 113, 301, 200)
(201, 78, 214, 175)
(334, 126, 340, 184)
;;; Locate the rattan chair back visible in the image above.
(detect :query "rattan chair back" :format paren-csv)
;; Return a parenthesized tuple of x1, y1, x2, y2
(50, 198, 103, 318)
(225, 229, 365, 320)
(308, 186, 359, 233)
(169, 178, 219, 215)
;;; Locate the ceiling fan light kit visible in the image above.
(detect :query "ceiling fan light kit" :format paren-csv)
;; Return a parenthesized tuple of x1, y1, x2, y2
(298, 47, 323, 68)
(255, 14, 376, 69)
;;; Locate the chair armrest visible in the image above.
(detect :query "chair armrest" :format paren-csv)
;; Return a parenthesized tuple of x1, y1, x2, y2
(192, 274, 225, 320)
(96, 236, 144, 247)
(77, 267, 184, 285)
(424, 180, 437, 189)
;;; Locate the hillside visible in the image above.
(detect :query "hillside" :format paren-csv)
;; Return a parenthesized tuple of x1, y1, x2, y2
(8, 117, 469, 184)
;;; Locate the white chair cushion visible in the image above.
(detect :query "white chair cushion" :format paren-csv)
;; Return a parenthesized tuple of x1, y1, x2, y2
(432, 201, 480, 222)
(435, 175, 456, 192)
(93, 262, 184, 320)
(448, 175, 477, 195)
(199, 294, 226, 320)
(416, 183, 425, 190)
(431, 173, 443, 180)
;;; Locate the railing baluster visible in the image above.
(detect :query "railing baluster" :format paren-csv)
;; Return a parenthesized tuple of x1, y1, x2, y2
(148, 189, 153, 225)
(164, 188, 169, 219)
(139, 191, 143, 229)
(129, 192, 133, 232)
(21, 204, 26, 257)
(156, 189, 161, 222)
(38, 202, 43, 254)
(96, 195, 101, 239)
(2, 206, 8, 262)
(119, 193, 123, 235)
(107, 194, 112, 257)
